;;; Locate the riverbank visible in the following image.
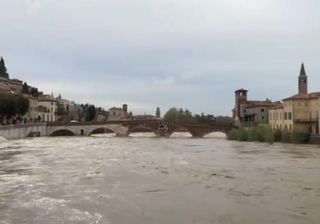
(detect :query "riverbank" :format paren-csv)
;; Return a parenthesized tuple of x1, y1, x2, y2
(227, 126, 311, 144)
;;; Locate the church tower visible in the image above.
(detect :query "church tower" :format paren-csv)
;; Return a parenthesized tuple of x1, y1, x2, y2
(233, 88, 248, 126)
(298, 63, 308, 94)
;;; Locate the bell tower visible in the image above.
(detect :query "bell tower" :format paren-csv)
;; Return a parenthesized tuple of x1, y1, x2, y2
(233, 89, 248, 126)
(298, 63, 308, 94)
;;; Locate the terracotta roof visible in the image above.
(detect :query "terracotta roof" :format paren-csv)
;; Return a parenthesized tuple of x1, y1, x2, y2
(283, 92, 320, 101)
(269, 104, 284, 110)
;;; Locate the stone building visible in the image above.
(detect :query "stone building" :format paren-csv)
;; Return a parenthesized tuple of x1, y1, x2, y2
(0, 77, 23, 92)
(25, 95, 39, 122)
(37, 95, 58, 122)
(156, 107, 161, 119)
(108, 104, 130, 121)
(233, 89, 279, 127)
(269, 64, 320, 134)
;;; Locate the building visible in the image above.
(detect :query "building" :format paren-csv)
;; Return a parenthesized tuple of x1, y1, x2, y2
(133, 114, 156, 120)
(269, 63, 320, 134)
(55, 95, 80, 122)
(37, 95, 58, 122)
(156, 107, 161, 119)
(25, 95, 40, 122)
(0, 77, 23, 92)
(108, 104, 130, 121)
(233, 89, 279, 127)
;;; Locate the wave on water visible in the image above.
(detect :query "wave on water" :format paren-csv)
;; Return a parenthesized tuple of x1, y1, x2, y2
(0, 136, 7, 142)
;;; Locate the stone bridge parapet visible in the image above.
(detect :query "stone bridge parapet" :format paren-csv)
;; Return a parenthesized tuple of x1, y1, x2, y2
(0, 123, 47, 140)
(47, 119, 233, 137)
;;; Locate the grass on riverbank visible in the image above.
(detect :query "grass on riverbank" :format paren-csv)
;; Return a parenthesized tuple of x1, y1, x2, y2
(227, 126, 310, 144)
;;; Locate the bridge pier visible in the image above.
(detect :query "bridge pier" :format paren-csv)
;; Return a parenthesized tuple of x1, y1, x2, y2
(114, 126, 129, 137)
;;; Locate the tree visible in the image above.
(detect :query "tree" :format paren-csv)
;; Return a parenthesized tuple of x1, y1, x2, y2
(56, 102, 67, 116)
(22, 82, 29, 94)
(0, 92, 29, 124)
(164, 107, 179, 122)
(0, 57, 9, 79)
(85, 104, 96, 121)
(164, 107, 195, 123)
(30, 87, 39, 97)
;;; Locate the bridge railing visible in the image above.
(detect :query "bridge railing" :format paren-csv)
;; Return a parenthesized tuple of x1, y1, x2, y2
(0, 123, 46, 130)
(46, 119, 235, 130)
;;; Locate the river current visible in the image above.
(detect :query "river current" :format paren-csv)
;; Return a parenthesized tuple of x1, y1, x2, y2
(0, 133, 320, 224)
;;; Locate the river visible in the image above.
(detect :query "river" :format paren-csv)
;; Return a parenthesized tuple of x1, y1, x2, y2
(0, 133, 320, 224)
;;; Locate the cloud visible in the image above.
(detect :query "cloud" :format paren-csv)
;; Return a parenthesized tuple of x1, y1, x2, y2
(27, 0, 40, 15)
(1, 0, 320, 115)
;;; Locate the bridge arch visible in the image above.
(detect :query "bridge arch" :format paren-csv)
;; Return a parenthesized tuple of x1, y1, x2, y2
(87, 126, 119, 136)
(88, 127, 115, 136)
(27, 131, 41, 137)
(203, 131, 227, 138)
(167, 127, 193, 137)
(50, 129, 76, 136)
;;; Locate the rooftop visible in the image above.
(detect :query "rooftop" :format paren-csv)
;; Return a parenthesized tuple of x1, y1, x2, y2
(283, 92, 320, 101)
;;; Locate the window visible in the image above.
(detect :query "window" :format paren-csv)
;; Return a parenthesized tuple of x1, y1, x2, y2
(284, 112, 287, 120)
(288, 112, 292, 120)
(261, 116, 264, 120)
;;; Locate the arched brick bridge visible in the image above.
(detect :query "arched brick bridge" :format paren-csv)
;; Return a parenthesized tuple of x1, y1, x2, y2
(47, 119, 234, 137)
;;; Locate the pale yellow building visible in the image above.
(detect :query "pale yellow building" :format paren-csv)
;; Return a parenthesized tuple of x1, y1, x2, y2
(269, 64, 320, 135)
(37, 95, 58, 122)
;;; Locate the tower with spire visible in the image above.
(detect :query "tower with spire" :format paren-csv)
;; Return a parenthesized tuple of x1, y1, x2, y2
(298, 63, 308, 94)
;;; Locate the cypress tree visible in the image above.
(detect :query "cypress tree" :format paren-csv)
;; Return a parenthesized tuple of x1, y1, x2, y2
(0, 57, 9, 79)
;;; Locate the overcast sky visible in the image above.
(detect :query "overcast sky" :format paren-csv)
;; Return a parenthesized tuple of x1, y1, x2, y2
(1, 0, 320, 115)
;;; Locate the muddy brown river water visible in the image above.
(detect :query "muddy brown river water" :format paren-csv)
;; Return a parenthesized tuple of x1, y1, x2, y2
(0, 133, 320, 224)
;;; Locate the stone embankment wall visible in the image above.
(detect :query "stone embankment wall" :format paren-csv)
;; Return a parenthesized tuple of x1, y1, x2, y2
(0, 124, 47, 140)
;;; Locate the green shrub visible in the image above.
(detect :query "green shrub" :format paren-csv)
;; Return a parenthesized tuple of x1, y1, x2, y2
(228, 126, 310, 145)
(256, 126, 267, 142)
(273, 129, 282, 142)
(237, 128, 248, 141)
(227, 129, 238, 140)
(247, 127, 257, 141)
(281, 131, 292, 143)
(291, 130, 310, 144)
(264, 127, 274, 144)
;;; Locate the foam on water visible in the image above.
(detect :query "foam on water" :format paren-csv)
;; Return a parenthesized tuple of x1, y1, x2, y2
(0, 136, 320, 224)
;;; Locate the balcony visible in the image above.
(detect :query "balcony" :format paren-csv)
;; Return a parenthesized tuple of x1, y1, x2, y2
(294, 117, 318, 123)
